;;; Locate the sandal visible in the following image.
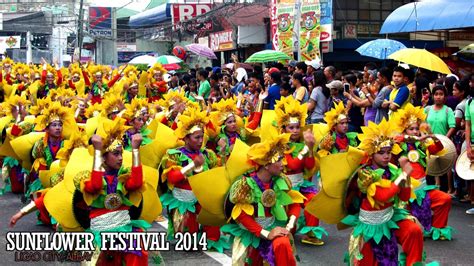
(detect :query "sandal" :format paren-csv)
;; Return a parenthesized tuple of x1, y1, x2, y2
(301, 236, 325, 246)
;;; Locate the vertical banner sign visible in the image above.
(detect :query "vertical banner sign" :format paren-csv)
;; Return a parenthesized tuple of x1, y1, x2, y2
(320, 0, 333, 41)
(270, 0, 279, 50)
(299, 1, 321, 61)
(89, 7, 112, 37)
(275, 3, 295, 57)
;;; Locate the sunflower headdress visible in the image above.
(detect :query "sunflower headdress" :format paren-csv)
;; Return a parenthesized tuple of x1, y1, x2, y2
(391, 103, 427, 133)
(247, 133, 290, 166)
(274, 96, 308, 130)
(69, 63, 82, 78)
(123, 98, 149, 121)
(210, 98, 238, 127)
(2, 95, 30, 117)
(324, 101, 349, 130)
(56, 129, 89, 166)
(162, 90, 188, 110)
(34, 100, 77, 137)
(96, 118, 129, 153)
(29, 97, 51, 115)
(87, 64, 104, 78)
(12, 63, 30, 77)
(45, 64, 57, 78)
(148, 63, 167, 80)
(2, 57, 14, 67)
(85, 102, 102, 118)
(358, 119, 402, 156)
(122, 65, 138, 78)
(100, 93, 124, 117)
(123, 73, 139, 89)
(175, 107, 209, 139)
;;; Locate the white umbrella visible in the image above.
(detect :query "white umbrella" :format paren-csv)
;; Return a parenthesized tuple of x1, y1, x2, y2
(129, 55, 157, 65)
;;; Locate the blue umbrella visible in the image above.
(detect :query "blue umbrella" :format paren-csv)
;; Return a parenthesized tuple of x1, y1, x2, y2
(356, 39, 407, 60)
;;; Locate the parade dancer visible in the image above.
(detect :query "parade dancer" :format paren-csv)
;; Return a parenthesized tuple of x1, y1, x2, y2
(342, 119, 424, 265)
(122, 98, 152, 151)
(160, 107, 228, 252)
(37, 58, 63, 99)
(221, 134, 305, 266)
(146, 63, 168, 102)
(274, 96, 327, 245)
(86, 64, 121, 104)
(318, 101, 358, 155)
(392, 103, 454, 240)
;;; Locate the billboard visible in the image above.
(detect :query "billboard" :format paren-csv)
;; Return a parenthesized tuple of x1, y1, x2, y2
(89, 7, 112, 37)
(172, 4, 212, 30)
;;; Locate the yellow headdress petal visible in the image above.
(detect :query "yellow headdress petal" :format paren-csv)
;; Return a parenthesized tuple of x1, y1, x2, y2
(96, 118, 129, 153)
(56, 128, 89, 166)
(100, 93, 124, 117)
(247, 134, 290, 166)
(358, 119, 400, 155)
(34, 101, 78, 138)
(274, 96, 308, 130)
(175, 107, 209, 139)
(148, 63, 167, 79)
(324, 101, 348, 129)
(391, 103, 427, 133)
(123, 98, 149, 121)
(2, 95, 30, 116)
(209, 98, 237, 127)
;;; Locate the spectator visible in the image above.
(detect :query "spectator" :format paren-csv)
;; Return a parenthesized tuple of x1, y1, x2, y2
(280, 82, 292, 97)
(384, 66, 410, 116)
(412, 77, 430, 107)
(372, 67, 393, 124)
(292, 72, 309, 103)
(305, 60, 320, 91)
(307, 70, 329, 123)
(453, 80, 470, 199)
(264, 71, 282, 110)
(326, 80, 345, 110)
(324, 66, 336, 83)
(343, 73, 364, 132)
(464, 78, 474, 214)
(231, 68, 247, 95)
(197, 70, 211, 100)
(425, 85, 456, 191)
(287, 60, 297, 76)
(445, 75, 460, 111)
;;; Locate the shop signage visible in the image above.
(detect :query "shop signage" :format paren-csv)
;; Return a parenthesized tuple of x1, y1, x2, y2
(209, 30, 234, 52)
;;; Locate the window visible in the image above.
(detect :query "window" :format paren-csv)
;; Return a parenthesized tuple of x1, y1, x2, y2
(370, 10, 380, 21)
(347, 10, 358, 20)
(360, 10, 370, 20)
(359, 0, 369, 9)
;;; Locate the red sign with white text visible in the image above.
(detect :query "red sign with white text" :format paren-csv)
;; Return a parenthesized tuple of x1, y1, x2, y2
(172, 4, 212, 26)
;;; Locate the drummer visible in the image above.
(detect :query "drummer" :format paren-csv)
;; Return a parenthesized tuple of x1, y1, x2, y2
(392, 103, 454, 240)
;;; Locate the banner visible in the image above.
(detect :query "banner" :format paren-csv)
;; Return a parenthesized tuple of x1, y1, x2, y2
(320, 0, 333, 41)
(0, 35, 20, 54)
(299, 2, 321, 61)
(89, 7, 112, 37)
(209, 30, 234, 52)
(275, 3, 295, 57)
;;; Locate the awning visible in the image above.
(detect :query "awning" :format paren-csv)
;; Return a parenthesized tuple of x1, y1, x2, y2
(129, 3, 171, 28)
(380, 0, 474, 34)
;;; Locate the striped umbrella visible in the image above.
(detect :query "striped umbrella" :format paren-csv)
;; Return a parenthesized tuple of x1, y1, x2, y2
(155, 55, 183, 65)
(245, 50, 292, 63)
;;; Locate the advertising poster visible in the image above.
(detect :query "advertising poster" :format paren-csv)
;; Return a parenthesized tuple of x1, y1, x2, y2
(320, 0, 333, 41)
(275, 3, 295, 57)
(299, 2, 321, 60)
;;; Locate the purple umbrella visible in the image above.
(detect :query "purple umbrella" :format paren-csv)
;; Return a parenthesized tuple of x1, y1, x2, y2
(185, 44, 218, 59)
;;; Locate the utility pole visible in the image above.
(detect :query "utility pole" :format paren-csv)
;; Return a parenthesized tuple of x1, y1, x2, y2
(26, 31, 32, 63)
(76, 0, 84, 60)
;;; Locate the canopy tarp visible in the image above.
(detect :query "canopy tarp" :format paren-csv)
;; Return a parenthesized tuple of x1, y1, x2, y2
(380, 0, 474, 34)
(129, 3, 171, 28)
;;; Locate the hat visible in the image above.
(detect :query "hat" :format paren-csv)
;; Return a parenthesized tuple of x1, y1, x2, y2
(287, 60, 297, 67)
(326, 80, 343, 90)
(274, 96, 308, 130)
(456, 149, 474, 180)
(268, 67, 280, 75)
(391, 103, 427, 133)
(358, 119, 402, 156)
(210, 98, 237, 127)
(96, 118, 130, 153)
(247, 134, 290, 166)
(236, 67, 247, 82)
(175, 107, 209, 139)
(324, 101, 349, 129)
(305, 59, 321, 69)
(426, 134, 457, 176)
(212, 67, 221, 74)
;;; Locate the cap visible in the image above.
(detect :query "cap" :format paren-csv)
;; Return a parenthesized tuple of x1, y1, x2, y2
(268, 67, 280, 75)
(212, 67, 222, 74)
(305, 59, 321, 69)
(287, 60, 297, 67)
(326, 80, 343, 90)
